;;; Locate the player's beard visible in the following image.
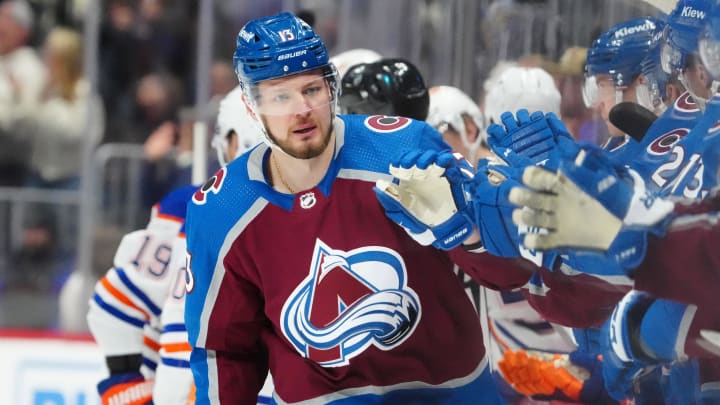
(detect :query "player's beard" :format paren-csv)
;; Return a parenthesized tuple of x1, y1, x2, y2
(265, 113, 334, 160)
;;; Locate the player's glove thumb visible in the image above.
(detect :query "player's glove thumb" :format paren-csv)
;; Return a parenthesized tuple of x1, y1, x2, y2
(374, 150, 476, 250)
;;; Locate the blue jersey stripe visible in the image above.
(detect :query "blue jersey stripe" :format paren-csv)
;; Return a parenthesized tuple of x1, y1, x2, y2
(142, 357, 158, 371)
(115, 268, 162, 316)
(92, 294, 145, 328)
(163, 323, 187, 333)
(161, 357, 191, 368)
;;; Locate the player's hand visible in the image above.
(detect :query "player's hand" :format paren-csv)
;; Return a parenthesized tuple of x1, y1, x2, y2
(374, 150, 475, 250)
(508, 144, 674, 254)
(487, 110, 577, 170)
(603, 290, 689, 402)
(468, 155, 527, 257)
(498, 349, 608, 402)
(487, 109, 555, 164)
(602, 291, 654, 401)
(97, 372, 153, 405)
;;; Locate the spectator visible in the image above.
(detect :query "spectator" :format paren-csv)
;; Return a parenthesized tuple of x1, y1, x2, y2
(0, 0, 46, 185)
(141, 61, 238, 205)
(22, 27, 104, 190)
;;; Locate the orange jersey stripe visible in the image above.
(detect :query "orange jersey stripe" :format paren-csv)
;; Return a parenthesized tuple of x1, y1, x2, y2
(144, 335, 161, 352)
(155, 212, 184, 223)
(162, 342, 192, 353)
(100, 276, 150, 321)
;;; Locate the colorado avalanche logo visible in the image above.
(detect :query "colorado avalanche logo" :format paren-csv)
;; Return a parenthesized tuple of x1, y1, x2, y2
(281, 239, 421, 367)
(192, 168, 227, 205)
(673, 92, 699, 114)
(364, 115, 412, 133)
(647, 128, 689, 155)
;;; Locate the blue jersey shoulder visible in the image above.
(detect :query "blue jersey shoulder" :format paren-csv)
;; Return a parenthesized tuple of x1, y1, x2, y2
(186, 150, 265, 236)
(337, 114, 449, 173)
(155, 184, 198, 220)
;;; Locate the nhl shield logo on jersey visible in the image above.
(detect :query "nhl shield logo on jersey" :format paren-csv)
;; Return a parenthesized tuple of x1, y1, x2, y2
(364, 115, 412, 133)
(281, 239, 421, 367)
(299, 191, 316, 209)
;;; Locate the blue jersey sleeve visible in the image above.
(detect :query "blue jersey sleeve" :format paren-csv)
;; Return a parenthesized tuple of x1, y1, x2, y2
(184, 167, 269, 403)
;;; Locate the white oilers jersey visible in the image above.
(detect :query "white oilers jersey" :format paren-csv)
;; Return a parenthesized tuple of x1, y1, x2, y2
(87, 185, 196, 380)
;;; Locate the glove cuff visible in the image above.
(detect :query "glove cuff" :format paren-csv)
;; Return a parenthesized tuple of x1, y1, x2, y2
(98, 372, 153, 405)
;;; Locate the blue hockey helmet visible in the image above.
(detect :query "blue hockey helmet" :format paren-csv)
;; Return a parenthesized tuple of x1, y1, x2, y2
(232, 12, 339, 144)
(586, 16, 664, 88)
(233, 11, 331, 85)
(661, 0, 712, 75)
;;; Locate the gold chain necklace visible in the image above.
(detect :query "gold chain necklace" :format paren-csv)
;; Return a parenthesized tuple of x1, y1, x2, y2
(271, 153, 296, 194)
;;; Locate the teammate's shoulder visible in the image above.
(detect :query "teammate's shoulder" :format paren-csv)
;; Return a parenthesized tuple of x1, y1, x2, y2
(340, 113, 432, 138)
(338, 114, 444, 153)
(336, 114, 446, 173)
(158, 184, 198, 215)
(667, 91, 702, 119)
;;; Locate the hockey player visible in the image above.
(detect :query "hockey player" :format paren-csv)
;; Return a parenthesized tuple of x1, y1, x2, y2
(426, 85, 490, 163)
(583, 16, 665, 161)
(87, 184, 196, 405)
(480, 14, 719, 391)
(493, 17, 679, 403)
(484, 66, 562, 127)
(87, 85, 265, 405)
(507, 132, 720, 401)
(183, 11, 556, 404)
(338, 57, 430, 120)
(466, 66, 586, 402)
(502, 2, 720, 392)
(328, 47, 382, 80)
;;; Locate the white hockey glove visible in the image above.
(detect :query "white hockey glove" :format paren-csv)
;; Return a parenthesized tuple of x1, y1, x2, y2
(374, 150, 475, 250)
(508, 144, 674, 252)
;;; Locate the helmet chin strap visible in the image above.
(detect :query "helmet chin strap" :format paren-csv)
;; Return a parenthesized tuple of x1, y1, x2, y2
(615, 88, 624, 106)
(635, 83, 656, 112)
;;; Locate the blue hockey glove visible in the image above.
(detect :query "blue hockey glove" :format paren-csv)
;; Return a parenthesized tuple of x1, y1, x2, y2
(603, 290, 690, 401)
(487, 109, 555, 164)
(374, 150, 475, 250)
(97, 372, 153, 405)
(487, 109, 578, 170)
(471, 151, 558, 267)
(470, 156, 526, 257)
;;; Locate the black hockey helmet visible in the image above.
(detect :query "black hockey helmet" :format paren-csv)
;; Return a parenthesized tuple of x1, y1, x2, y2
(339, 58, 429, 121)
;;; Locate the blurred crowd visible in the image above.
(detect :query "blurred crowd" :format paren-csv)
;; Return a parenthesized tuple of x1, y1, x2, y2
(0, 0, 631, 331)
(0, 0, 283, 327)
